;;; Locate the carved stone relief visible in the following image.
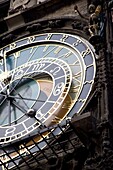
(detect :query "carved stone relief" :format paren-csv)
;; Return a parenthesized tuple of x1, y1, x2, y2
(9, 0, 37, 14)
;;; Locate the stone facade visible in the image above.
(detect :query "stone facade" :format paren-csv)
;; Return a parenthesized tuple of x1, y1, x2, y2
(0, 0, 113, 170)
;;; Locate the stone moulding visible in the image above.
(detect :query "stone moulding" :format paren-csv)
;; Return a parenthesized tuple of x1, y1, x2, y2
(0, 17, 89, 47)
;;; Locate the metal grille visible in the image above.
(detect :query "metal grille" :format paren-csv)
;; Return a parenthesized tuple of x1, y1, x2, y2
(0, 120, 81, 170)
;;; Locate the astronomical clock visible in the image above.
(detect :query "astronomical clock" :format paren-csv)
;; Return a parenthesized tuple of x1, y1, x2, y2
(0, 32, 96, 169)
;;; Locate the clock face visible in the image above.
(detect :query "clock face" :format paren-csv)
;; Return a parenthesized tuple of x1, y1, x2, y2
(0, 33, 96, 168)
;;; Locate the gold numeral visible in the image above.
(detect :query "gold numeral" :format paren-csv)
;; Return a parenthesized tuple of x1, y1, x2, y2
(58, 51, 72, 59)
(54, 46, 62, 54)
(65, 51, 72, 58)
(43, 45, 49, 52)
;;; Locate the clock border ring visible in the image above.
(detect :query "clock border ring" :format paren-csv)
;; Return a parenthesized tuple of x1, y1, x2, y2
(0, 33, 96, 145)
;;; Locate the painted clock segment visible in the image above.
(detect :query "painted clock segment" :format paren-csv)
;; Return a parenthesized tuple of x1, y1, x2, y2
(0, 33, 96, 168)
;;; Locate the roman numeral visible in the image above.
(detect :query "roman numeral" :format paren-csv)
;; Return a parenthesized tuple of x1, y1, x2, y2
(45, 33, 53, 40)
(60, 34, 68, 42)
(81, 48, 91, 58)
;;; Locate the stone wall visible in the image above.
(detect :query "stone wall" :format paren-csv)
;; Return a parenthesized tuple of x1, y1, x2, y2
(41, 0, 87, 19)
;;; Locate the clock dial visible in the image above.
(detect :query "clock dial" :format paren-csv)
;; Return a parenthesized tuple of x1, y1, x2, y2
(0, 57, 72, 143)
(0, 33, 96, 168)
